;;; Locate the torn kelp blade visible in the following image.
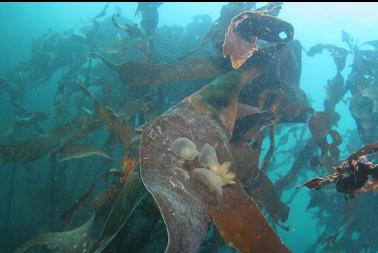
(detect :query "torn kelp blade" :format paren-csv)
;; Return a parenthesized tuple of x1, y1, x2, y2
(223, 11, 294, 69)
(234, 11, 294, 43)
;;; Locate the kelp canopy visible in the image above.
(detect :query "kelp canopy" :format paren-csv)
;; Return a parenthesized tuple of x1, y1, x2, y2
(1, 2, 378, 253)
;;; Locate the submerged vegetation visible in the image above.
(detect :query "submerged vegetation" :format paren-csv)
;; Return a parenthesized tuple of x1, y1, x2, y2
(1, 2, 378, 253)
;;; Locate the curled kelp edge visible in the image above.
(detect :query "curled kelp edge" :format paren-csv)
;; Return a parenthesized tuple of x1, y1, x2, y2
(223, 10, 294, 69)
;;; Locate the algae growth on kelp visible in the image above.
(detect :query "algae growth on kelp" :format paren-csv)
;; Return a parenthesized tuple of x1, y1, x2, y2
(1, 2, 378, 253)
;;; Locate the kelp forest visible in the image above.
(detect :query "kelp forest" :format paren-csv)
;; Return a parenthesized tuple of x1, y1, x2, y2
(1, 2, 378, 253)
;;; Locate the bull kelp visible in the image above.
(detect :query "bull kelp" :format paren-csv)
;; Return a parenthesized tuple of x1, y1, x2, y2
(1, 2, 378, 253)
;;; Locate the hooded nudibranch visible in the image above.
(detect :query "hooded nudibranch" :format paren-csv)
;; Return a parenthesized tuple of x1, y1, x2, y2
(169, 137, 200, 161)
(194, 143, 236, 197)
(192, 168, 223, 198)
(198, 143, 219, 169)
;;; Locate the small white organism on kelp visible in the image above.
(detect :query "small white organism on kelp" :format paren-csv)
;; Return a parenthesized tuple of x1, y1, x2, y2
(194, 143, 236, 197)
(169, 137, 200, 161)
(198, 143, 219, 169)
(192, 167, 223, 198)
(199, 143, 236, 186)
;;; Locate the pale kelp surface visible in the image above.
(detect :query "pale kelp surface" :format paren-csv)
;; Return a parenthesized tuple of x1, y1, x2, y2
(1, 2, 378, 253)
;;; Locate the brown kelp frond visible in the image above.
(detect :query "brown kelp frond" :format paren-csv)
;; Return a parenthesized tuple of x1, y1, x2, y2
(56, 144, 116, 162)
(88, 169, 147, 253)
(306, 43, 349, 73)
(95, 54, 228, 86)
(0, 114, 102, 163)
(60, 170, 124, 228)
(16, 214, 95, 253)
(81, 84, 135, 145)
(208, 181, 291, 253)
(139, 59, 289, 253)
(223, 10, 294, 69)
(223, 14, 258, 69)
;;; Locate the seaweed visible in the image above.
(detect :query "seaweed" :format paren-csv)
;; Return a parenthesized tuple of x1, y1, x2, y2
(0, 114, 102, 163)
(306, 43, 349, 73)
(16, 214, 95, 253)
(81, 84, 135, 145)
(223, 10, 294, 69)
(0, 4, 317, 252)
(139, 60, 290, 252)
(297, 141, 378, 191)
(89, 169, 148, 252)
(56, 144, 116, 162)
(92, 53, 229, 86)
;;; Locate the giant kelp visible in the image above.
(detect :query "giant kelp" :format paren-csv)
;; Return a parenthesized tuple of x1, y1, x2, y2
(299, 141, 378, 191)
(93, 54, 229, 86)
(0, 3, 317, 253)
(16, 214, 95, 253)
(139, 44, 293, 252)
(223, 10, 294, 69)
(0, 114, 102, 163)
(295, 31, 378, 253)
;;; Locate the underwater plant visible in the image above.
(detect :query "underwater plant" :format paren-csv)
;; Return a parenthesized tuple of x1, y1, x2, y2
(11, 2, 378, 252)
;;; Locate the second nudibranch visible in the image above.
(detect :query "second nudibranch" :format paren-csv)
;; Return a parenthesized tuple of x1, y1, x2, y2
(170, 137, 236, 198)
